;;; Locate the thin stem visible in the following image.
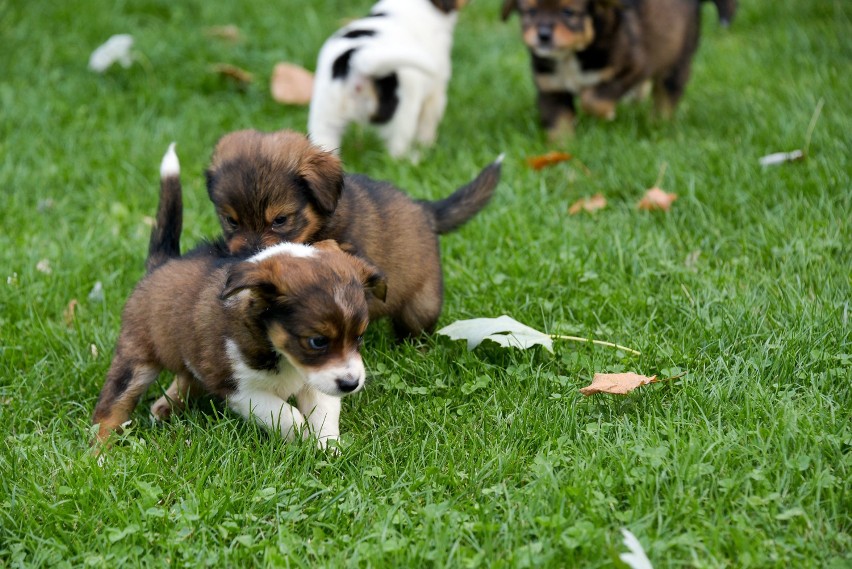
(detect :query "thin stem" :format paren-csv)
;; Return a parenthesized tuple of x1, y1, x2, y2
(550, 334, 641, 356)
(803, 98, 824, 157)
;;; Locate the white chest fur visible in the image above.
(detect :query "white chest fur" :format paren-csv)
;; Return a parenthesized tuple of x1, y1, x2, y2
(534, 54, 610, 93)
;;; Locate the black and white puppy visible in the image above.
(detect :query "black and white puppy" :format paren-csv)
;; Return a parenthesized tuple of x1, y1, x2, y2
(308, 0, 467, 160)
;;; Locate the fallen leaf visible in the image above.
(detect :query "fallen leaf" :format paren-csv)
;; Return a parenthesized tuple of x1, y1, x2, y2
(270, 63, 314, 105)
(526, 151, 572, 170)
(36, 259, 52, 274)
(88, 34, 133, 72)
(64, 299, 78, 327)
(568, 193, 607, 215)
(204, 25, 241, 42)
(211, 63, 253, 85)
(579, 372, 657, 396)
(759, 150, 804, 167)
(437, 315, 554, 352)
(637, 187, 677, 212)
(620, 529, 654, 569)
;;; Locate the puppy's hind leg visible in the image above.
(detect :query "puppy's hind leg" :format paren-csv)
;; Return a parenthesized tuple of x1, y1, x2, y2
(391, 280, 444, 340)
(382, 73, 427, 160)
(92, 358, 161, 444)
(415, 88, 448, 147)
(150, 372, 205, 421)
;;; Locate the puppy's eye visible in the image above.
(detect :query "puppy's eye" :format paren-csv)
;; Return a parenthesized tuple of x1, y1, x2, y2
(271, 215, 288, 228)
(224, 215, 238, 229)
(525, 8, 538, 17)
(307, 336, 329, 351)
(562, 8, 576, 17)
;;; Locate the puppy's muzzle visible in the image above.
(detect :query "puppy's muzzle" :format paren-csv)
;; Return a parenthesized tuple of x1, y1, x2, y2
(335, 374, 361, 393)
(537, 25, 554, 46)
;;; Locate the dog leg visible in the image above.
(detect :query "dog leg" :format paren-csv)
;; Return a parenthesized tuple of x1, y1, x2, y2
(150, 372, 205, 421)
(537, 90, 576, 141)
(228, 390, 307, 442)
(296, 387, 341, 449)
(415, 88, 448, 147)
(653, 44, 698, 119)
(92, 359, 161, 444)
(391, 283, 443, 340)
(382, 73, 426, 159)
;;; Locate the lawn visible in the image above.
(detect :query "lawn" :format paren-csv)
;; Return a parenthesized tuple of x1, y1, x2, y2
(1, 0, 850, 567)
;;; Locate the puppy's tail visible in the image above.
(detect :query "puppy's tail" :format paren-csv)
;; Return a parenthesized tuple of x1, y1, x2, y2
(702, 0, 737, 26)
(146, 142, 182, 273)
(421, 154, 504, 235)
(352, 45, 440, 78)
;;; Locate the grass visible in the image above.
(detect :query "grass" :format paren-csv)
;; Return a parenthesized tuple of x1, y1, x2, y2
(0, 0, 850, 566)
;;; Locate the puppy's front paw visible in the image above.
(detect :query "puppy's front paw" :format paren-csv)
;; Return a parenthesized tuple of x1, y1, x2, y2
(580, 90, 617, 121)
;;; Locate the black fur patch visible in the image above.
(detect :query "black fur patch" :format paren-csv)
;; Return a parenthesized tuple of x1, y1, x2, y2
(576, 46, 609, 70)
(370, 73, 399, 124)
(342, 29, 376, 39)
(112, 365, 134, 396)
(531, 53, 557, 74)
(365, 12, 386, 18)
(332, 48, 357, 79)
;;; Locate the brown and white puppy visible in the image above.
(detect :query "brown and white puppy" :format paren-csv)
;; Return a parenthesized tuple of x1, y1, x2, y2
(204, 128, 502, 339)
(501, 0, 735, 138)
(92, 146, 386, 448)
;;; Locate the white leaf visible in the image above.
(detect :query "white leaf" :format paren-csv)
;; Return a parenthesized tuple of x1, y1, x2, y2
(88, 281, 104, 302)
(759, 150, 803, 167)
(436, 315, 553, 353)
(619, 529, 653, 569)
(89, 34, 134, 72)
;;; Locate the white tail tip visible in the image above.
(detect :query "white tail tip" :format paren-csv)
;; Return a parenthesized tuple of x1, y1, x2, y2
(496, 153, 506, 164)
(160, 142, 179, 178)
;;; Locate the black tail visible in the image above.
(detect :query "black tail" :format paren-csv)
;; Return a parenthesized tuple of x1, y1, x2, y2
(146, 142, 183, 272)
(702, 0, 737, 27)
(422, 155, 503, 235)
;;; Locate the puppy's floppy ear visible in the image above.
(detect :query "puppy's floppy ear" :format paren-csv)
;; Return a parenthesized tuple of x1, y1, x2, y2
(220, 263, 280, 302)
(204, 168, 218, 198)
(501, 0, 519, 20)
(351, 255, 388, 303)
(297, 147, 344, 216)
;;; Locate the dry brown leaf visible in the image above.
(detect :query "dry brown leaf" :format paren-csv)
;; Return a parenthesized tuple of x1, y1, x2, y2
(526, 151, 572, 170)
(204, 25, 241, 42)
(211, 63, 253, 85)
(637, 187, 677, 212)
(579, 372, 657, 396)
(568, 193, 607, 215)
(270, 63, 314, 105)
(64, 299, 78, 327)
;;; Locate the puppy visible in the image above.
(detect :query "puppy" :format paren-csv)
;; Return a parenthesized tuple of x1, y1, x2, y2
(501, 0, 735, 138)
(91, 145, 387, 447)
(205, 128, 502, 340)
(308, 0, 467, 160)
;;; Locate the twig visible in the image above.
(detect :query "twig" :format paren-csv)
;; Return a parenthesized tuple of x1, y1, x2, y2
(649, 371, 687, 384)
(653, 161, 668, 188)
(803, 98, 824, 157)
(550, 334, 641, 356)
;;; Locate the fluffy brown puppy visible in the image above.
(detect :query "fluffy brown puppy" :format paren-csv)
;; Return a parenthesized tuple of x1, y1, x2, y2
(501, 0, 735, 138)
(205, 129, 502, 339)
(92, 145, 386, 447)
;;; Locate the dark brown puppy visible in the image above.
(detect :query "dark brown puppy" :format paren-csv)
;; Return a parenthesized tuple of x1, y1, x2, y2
(205, 129, 502, 339)
(501, 0, 735, 138)
(92, 146, 386, 447)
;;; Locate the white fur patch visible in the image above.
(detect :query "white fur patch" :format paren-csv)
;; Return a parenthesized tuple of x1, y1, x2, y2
(160, 142, 179, 178)
(535, 54, 610, 93)
(249, 242, 316, 263)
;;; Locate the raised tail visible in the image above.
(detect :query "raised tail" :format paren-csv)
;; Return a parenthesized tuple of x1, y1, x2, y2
(146, 142, 183, 272)
(422, 154, 504, 235)
(702, 0, 737, 26)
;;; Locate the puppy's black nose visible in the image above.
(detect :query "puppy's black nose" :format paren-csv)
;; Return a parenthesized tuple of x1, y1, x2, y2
(336, 375, 360, 393)
(537, 26, 553, 44)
